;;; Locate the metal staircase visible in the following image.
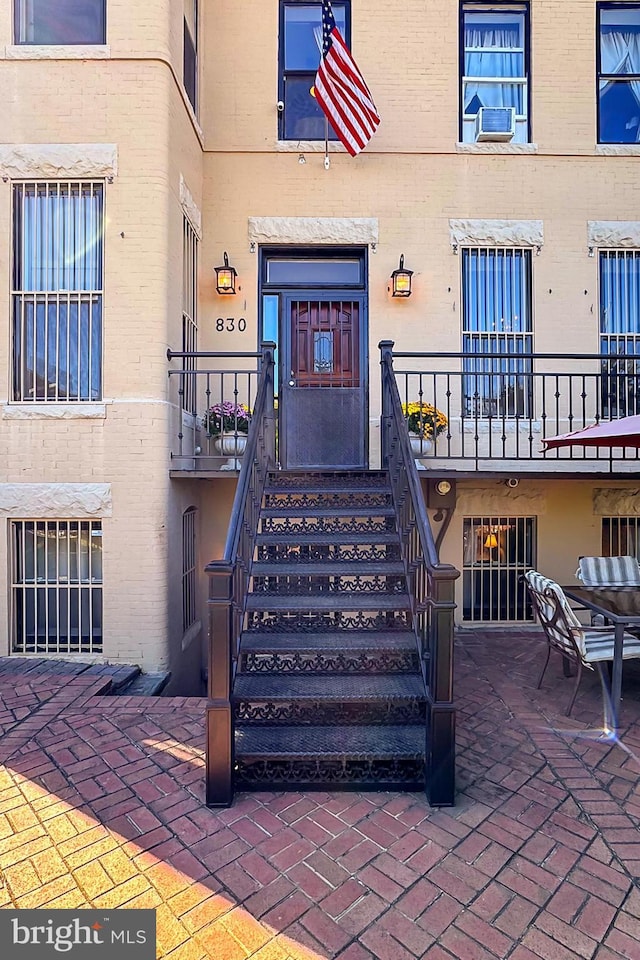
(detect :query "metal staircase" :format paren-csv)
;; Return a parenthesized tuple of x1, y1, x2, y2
(233, 471, 427, 790)
(204, 342, 459, 808)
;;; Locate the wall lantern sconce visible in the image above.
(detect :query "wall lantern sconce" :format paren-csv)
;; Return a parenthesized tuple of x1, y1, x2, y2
(215, 252, 238, 295)
(390, 254, 413, 298)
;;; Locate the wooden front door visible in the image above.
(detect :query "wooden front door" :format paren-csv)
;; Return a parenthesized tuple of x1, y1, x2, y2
(280, 294, 367, 469)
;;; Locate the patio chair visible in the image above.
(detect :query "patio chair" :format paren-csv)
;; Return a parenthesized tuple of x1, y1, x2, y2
(576, 555, 640, 587)
(524, 570, 640, 716)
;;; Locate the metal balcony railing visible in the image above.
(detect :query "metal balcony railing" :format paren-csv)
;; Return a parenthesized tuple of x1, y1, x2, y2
(167, 348, 266, 471)
(390, 349, 640, 470)
(167, 347, 640, 472)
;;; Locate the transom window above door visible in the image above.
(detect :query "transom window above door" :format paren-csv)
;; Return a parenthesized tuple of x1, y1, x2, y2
(14, 0, 106, 44)
(460, 2, 530, 144)
(597, 4, 640, 143)
(279, 1, 349, 141)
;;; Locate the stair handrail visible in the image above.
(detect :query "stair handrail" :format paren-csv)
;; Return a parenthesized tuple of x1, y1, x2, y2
(204, 342, 276, 807)
(379, 340, 460, 806)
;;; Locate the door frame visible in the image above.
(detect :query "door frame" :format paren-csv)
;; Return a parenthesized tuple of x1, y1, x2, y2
(259, 246, 369, 470)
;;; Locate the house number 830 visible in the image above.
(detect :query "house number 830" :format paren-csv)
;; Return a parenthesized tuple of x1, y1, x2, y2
(216, 318, 247, 332)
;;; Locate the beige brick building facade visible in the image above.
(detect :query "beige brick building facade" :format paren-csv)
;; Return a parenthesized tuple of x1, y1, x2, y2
(1, 0, 639, 687)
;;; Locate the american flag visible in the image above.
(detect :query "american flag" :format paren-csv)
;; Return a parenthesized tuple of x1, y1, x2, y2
(314, 0, 380, 157)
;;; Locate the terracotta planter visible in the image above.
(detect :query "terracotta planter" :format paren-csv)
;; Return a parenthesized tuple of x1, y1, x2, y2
(213, 433, 248, 470)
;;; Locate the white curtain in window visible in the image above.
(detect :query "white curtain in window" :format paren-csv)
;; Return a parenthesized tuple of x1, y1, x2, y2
(601, 30, 640, 141)
(601, 252, 640, 335)
(20, 185, 103, 292)
(464, 25, 523, 112)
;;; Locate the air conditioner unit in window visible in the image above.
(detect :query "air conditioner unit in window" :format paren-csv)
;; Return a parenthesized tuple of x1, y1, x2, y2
(475, 106, 516, 142)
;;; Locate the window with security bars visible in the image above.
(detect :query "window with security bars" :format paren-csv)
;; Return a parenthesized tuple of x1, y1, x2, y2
(182, 216, 199, 415)
(11, 520, 103, 654)
(12, 182, 104, 402)
(463, 516, 535, 621)
(14, 0, 106, 44)
(602, 517, 640, 559)
(600, 250, 640, 417)
(462, 248, 533, 419)
(182, 507, 197, 633)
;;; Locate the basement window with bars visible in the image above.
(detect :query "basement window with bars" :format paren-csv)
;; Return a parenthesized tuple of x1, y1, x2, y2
(12, 181, 104, 402)
(182, 215, 199, 415)
(11, 520, 103, 655)
(602, 516, 640, 559)
(182, 507, 197, 633)
(462, 516, 535, 622)
(600, 250, 640, 418)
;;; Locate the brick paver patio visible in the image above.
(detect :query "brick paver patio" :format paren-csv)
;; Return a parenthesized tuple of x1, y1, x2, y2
(1, 629, 640, 959)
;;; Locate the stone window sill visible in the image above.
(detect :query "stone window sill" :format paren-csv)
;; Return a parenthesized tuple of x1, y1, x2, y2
(3, 403, 107, 420)
(456, 142, 538, 154)
(4, 44, 110, 59)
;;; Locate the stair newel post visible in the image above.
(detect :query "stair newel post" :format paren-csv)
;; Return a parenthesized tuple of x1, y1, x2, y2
(206, 561, 235, 807)
(379, 340, 395, 467)
(426, 568, 457, 806)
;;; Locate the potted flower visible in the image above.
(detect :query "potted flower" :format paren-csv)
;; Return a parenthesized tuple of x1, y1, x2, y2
(402, 401, 447, 458)
(203, 401, 251, 469)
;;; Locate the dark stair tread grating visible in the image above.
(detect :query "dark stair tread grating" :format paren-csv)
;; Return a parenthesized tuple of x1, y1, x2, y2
(233, 674, 425, 699)
(246, 593, 410, 611)
(235, 724, 425, 759)
(240, 630, 417, 651)
(261, 506, 395, 519)
(251, 561, 405, 577)
(266, 472, 388, 490)
(256, 531, 400, 546)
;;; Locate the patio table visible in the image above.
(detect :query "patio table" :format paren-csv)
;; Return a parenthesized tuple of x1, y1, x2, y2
(563, 585, 640, 731)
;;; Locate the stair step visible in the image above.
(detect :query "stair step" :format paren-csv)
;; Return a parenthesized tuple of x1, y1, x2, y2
(251, 561, 405, 577)
(266, 473, 389, 493)
(113, 671, 171, 696)
(240, 630, 419, 674)
(261, 506, 395, 519)
(233, 674, 426, 723)
(246, 593, 411, 611)
(256, 531, 400, 546)
(236, 724, 424, 759)
(235, 674, 424, 698)
(87, 663, 140, 692)
(236, 725, 425, 787)
(240, 629, 416, 651)
(246, 610, 411, 633)
(264, 495, 391, 512)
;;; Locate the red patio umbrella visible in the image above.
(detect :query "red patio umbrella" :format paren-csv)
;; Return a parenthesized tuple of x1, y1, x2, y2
(543, 414, 640, 450)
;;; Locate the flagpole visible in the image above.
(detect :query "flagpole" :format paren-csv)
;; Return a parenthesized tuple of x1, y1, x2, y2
(324, 117, 330, 170)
